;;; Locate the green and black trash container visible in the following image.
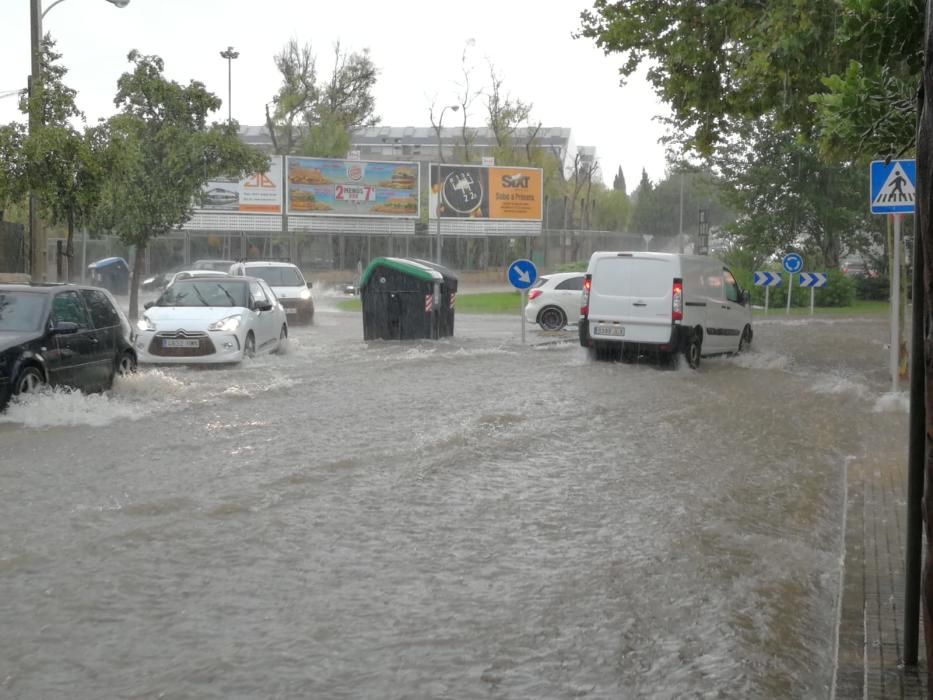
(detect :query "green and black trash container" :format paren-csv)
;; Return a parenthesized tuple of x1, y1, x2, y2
(359, 257, 458, 340)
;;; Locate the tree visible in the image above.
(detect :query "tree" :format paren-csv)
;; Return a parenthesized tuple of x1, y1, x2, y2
(97, 51, 267, 320)
(0, 38, 107, 278)
(264, 40, 379, 157)
(612, 166, 626, 193)
(579, 1, 846, 154)
(714, 120, 868, 267)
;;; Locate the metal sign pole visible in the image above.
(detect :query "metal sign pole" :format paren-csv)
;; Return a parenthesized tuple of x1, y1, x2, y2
(891, 214, 901, 393)
(521, 290, 526, 345)
(810, 287, 815, 315)
(764, 286, 769, 314)
(786, 273, 793, 315)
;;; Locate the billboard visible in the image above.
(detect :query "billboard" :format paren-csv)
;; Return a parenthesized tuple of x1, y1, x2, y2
(197, 156, 283, 214)
(429, 164, 543, 221)
(287, 157, 420, 218)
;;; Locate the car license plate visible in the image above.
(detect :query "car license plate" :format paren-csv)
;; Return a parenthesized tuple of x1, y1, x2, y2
(594, 325, 624, 337)
(285, 308, 297, 315)
(162, 338, 200, 348)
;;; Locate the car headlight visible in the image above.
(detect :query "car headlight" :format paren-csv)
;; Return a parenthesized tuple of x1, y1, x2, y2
(299, 288, 312, 300)
(208, 314, 241, 332)
(136, 315, 155, 332)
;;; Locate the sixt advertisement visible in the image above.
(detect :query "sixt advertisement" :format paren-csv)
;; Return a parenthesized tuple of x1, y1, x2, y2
(429, 164, 543, 221)
(287, 157, 420, 218)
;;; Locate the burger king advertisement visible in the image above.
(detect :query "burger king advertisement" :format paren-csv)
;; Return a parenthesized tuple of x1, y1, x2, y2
(430, 164, 543, 221)
(286, 157, 420, 218)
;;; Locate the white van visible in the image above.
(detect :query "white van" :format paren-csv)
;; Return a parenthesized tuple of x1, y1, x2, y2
(578, 252, 753, 368)
(229, 260, 315, 324)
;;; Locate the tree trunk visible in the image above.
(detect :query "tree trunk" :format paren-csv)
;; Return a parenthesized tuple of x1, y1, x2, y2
(129, 242, 146, 322)
(919, 3, 933, 689)
(65, 209, 74, 282)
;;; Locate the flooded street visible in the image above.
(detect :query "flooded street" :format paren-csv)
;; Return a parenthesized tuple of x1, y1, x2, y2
(0, 305, 909, 699)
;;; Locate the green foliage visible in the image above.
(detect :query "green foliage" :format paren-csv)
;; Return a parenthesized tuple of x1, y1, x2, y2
(612, 166, 626, 193)
(592, 188, 630, 232)
(266, 41, 379, 157)
(579, 0, 846, 153)
(716, 121, 870, 267)
(811, 0, 922, 158)
(97, 50, 268, 318)
(854, 273, 890, 300)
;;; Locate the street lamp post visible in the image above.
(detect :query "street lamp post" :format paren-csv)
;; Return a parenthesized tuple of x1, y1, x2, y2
(220, 46, 239, 123)
(28, 0, 130, 281)
(435, 104, 459, 264)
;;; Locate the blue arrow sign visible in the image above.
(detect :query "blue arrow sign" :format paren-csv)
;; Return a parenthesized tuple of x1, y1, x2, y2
(870, 159, 915, 214)
(508, 259, 537, 290)
(798, 272, 827, 288)
(782, 253, 803, 274)
(753, 271, 782, 287)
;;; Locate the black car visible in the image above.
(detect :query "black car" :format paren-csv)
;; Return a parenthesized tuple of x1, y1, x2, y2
(0, 284, 137, 410)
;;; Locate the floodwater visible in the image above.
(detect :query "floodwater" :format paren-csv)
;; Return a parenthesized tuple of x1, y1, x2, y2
(0, 303, 909, 699)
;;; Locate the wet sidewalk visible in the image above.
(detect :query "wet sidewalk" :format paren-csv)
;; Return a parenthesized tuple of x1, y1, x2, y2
(834, 454, 928, 698)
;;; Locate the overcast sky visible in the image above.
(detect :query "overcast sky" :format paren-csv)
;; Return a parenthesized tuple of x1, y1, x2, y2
(0, 0, 671, 192)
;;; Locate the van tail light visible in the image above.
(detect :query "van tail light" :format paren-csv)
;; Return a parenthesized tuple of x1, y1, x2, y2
(672, 278, 683, 322)
(581, 275, 592, 317)
(528, 289, 542, 301)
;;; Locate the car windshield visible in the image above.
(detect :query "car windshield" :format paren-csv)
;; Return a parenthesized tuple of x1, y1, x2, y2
(0, 291, 47, 332)
(247, 266, 304, 286)
(156, 280, 247, 307)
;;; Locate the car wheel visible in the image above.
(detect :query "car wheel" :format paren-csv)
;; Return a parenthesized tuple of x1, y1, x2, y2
(117, 351, 137, 376)
(274, 324, 288, 354)
(14, 366, 45, 396)
(684, 333, 702, 369)
(738, 325, 753, 353)
(538, 306, 567, 331)
(244, 332, 256, 359)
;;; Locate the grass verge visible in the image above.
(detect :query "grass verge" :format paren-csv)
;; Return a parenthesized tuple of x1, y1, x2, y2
(336, 291, 523, 314)
(337, 295, 892, 317)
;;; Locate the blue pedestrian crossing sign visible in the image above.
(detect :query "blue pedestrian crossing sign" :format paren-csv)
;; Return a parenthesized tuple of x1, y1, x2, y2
(782, 253, 803, 274)
(753, 271, 782, 287)
(870, 159, 916, 214)
(508, 259, 537, 290)
(798, 272, 827, 288)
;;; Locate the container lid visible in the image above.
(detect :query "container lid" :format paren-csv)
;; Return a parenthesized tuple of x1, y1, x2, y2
(360, 257, 444, 287)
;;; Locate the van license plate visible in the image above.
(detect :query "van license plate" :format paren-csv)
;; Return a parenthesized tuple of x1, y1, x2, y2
(594, 326, 624, 337)
(285, 308, 297, 314)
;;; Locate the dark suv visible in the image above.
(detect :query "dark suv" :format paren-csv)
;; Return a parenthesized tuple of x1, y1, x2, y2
(0, 284, 137, 410)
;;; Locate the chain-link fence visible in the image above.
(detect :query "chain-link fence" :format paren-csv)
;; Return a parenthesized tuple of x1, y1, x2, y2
(47, 228, 689, 282)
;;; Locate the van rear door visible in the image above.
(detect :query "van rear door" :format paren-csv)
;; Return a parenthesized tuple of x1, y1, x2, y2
(587, 255, 675, 344)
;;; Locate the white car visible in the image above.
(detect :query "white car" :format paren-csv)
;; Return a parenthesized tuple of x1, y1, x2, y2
(165, 269, 229, 287)
(135, 276, 288, 364)
(524, 272, 585, 331)
(229, 261, 314, 324)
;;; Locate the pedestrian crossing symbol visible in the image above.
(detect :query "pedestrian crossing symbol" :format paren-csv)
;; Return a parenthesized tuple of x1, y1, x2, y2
(870, 159, 916, 214)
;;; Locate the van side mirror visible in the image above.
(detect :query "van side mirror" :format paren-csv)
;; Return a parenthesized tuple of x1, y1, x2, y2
(306, 281, 313, 289)
(741, 289, 750, 305)
(144, 301, 154, 310)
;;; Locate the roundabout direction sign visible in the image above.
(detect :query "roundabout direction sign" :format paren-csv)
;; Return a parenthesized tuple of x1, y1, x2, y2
(782, 253, 803, 274)
(508, 259, 538, 344)
(782, 253, 803, 315)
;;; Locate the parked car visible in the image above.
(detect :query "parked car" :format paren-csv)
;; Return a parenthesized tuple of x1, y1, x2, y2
(229, 261, 314, 324)
(524, 272, 585, 331)
(134, 275, 287, 364)
(0, 283, 137, 410)
(579, 252, 752, 368)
